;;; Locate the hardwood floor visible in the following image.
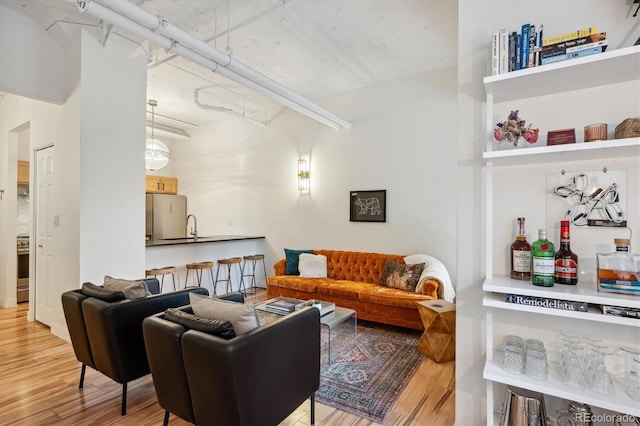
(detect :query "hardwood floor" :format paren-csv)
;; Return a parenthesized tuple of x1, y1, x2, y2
(0, 291, 455, 425)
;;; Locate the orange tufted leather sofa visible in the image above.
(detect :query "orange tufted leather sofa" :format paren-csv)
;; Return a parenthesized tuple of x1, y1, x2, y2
(267, 250, 440, 330)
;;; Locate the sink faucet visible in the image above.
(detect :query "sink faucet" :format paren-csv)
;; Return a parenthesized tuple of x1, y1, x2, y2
(186, 214, 198, 239)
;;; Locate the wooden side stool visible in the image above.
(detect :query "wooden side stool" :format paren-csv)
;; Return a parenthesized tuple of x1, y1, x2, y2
(185, 261, 215, 295)
(240, 254, 267, 295)
(214, 257, 244, 294)
(416, 299, 456, 363)
(145, 266, 177, 293)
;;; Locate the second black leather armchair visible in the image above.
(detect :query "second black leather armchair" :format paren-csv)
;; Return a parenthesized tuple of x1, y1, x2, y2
(143, 302, 321, 425)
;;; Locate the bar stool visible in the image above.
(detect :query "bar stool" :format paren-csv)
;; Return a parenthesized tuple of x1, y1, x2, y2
(214, 257, 244, 294)
(185, 261, 215, 295)
(145, 266, 177, 293)
(241, 254, 267, 295)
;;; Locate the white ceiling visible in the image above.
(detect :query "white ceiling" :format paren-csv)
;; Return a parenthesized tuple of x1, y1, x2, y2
(1, 0, 457, 129)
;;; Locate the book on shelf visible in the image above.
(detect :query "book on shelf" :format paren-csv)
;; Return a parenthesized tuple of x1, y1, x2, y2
(540, 32, 607, 58)
(504, 293, 588, 312)
(540, 46, 605, 65)
(599, 305, 640, 320)
(499, 28, 509, 73)
(527, 24, 537, 68)
(542, 26, 597, 46)
(520, 23, 530, 69)
(508, 31, 517, 72)
(264, 297, 308, 313)
(533, 24, 543, 66)
(491, 32, 499, 75)
(515, 33, 522, 70)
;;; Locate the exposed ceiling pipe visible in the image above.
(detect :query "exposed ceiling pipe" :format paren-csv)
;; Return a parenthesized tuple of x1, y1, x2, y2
(68, 0, 351, 129)
(194, 88, 267, 128)
(71, 0, 345, 129)
(96, 0, 351, 129)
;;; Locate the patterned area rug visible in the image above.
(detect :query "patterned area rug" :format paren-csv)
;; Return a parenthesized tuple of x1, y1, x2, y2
(316, 321, 423, 424)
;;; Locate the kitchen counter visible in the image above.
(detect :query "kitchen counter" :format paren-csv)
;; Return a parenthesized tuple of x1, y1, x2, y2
(145, 235, 268, 293)
(146, 235, 265, 247)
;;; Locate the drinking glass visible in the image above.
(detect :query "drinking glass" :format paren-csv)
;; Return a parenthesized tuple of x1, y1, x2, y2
(525, 348, 548, 380)
(613, 346, 640, 389)
(503, 345, 525, 375)
(503, 335, 524, 350)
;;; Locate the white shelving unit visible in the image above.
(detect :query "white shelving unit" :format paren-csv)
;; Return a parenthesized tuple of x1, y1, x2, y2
(482, 45, 640, 424)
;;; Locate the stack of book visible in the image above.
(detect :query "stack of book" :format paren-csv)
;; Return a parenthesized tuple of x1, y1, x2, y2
(264, 297, 308, 314)
(540, 28, 606, 65)
(492, 23, 544, 75)
(491, 25, 605, 75)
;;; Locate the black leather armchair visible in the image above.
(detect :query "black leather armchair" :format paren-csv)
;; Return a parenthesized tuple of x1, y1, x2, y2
(143, 300, 321, 426)
(61, 280, 208, 415)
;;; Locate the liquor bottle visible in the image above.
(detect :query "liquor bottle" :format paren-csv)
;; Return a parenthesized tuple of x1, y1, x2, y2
(510, 217, 532, 280)
(554, 220, 578, 285)
(597, 238, 637, 292)
(614, 238, 631, 253)
(532, 228, 555, 287)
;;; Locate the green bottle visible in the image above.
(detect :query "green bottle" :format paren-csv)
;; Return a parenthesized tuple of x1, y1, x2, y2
(532, 228, 555, 287)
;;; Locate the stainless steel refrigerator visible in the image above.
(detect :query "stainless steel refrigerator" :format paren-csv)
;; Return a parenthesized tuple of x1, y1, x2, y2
(146, 194, 187, 240)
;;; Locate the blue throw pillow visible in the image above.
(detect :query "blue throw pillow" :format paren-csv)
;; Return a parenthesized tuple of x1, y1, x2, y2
(284, 248, 313, 275)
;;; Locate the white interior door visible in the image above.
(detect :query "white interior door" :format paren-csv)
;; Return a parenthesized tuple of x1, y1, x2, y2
(34, 146, 54, 326)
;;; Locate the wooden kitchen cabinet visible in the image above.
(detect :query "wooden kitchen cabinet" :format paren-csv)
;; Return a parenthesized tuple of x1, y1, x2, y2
(17, 161, 29, 184)
(146, 175, 178, 194)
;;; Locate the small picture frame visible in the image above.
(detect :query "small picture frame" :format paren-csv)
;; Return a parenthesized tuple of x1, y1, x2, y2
(350, 190, 386, 222)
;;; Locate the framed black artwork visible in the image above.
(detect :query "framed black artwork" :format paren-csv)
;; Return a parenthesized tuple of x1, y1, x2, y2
(349, 190, 386, 222)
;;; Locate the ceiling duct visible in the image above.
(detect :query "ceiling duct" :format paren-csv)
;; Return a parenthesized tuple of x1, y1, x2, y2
(145, 121, 191, 140)
(193, 87, 267, 128)
(71, 0, 352, 130)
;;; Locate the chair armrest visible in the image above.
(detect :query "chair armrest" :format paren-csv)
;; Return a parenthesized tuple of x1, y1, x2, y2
(273, 258, 286, 276)
(420, 278, 440, 299)
(143, 313, 196, 423)
(182, 307, 320, 426)
(82, 287, 208, 383)
(61, 290, 95, 368)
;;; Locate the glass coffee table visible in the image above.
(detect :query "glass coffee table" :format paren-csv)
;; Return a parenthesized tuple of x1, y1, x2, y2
(256, 298, 357, 364)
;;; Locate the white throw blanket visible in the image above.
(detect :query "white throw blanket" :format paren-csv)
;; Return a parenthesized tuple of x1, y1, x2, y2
(404, 254, 456, 303)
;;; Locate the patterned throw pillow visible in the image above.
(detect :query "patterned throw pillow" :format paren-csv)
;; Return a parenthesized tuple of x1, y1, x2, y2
(379, 260, 425, 291)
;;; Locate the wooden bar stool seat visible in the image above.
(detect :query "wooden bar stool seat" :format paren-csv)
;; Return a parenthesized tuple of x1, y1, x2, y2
(185, 261, 215, 295)
(214, 257, 244, 294)
(241, 254, 267, 295)
(145, 266, 177, 293)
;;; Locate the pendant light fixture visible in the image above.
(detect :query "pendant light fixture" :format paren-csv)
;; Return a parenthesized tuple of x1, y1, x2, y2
(145, 99, 170, 171)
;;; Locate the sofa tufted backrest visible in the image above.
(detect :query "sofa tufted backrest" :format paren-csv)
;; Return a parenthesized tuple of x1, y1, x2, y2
(313, 250, 405, 284)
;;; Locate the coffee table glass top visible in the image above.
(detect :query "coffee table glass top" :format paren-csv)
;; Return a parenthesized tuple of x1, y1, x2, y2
(255, 298, 355, 327)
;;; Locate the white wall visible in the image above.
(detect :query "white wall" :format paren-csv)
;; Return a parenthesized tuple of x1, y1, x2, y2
(171, 65, 459, 284)
(77, 29, 147, 285)
(456, 1, 639, 424)
(0, 95, 61, 307)
(0, 21, 148, 339)
(0, 5, 66, 103)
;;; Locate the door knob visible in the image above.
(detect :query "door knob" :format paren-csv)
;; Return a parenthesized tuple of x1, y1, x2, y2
(38, 244, 43, 248)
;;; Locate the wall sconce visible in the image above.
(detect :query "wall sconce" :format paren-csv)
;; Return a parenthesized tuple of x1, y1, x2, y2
(297, 159, 309, 192)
